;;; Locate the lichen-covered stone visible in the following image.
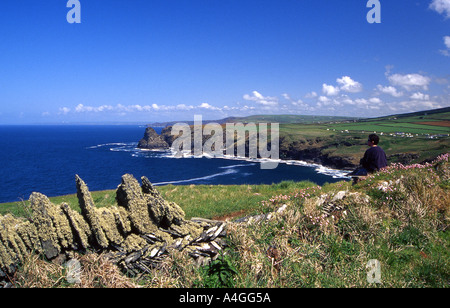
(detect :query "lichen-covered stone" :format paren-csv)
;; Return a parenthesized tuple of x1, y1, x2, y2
(114, 207, 131, 235)
(122, 234, 148, 253)
(116, 174, 156, 234)
(97, 207, 124, 246)
(61, 203, 91, 250)
(141, 176, 185, 227)
(15, 220, 41, 253)
(30, 193, 61, 259)
(76, 175, 109, 249)
(0, 174, 228, 281)
(0, 215, 23, 268)
(170, 221, 203, 239)
(52, 204, 75, 250)
(0, 240, 13, 275)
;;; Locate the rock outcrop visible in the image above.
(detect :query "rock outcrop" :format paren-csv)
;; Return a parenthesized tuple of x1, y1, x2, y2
(137, 127, 170, 150)
(0, 174, 227, 280)
(156, 125, 357, 170)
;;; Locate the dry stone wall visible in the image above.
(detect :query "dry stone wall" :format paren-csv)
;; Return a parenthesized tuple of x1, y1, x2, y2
(0, 174, 227, 279)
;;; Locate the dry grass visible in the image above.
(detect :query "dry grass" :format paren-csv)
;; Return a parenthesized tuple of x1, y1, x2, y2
(139, 249, 202, 288)
(13, 252, 138, 288)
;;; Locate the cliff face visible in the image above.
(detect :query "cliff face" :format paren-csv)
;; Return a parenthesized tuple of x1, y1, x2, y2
(281, 147, 357, 170)
(137, 127, 169, 150)
(156, 126, 358, 170)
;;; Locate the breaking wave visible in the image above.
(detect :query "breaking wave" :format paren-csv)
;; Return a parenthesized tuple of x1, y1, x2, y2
(87, 143, 351, 181)
(153, 168, 240, 186)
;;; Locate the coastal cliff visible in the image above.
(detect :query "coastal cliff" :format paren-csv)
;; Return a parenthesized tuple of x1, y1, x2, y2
(137, 125, 358, 170)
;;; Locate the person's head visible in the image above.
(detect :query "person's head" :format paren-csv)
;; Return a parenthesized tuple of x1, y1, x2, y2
(368, 134, 380, 146)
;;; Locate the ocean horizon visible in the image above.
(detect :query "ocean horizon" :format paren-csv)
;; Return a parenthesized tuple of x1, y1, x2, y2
(0, 125, 349, 204)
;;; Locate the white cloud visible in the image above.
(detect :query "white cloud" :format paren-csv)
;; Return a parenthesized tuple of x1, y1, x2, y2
(75, 104, 92, 112)
(388, 73, 431, 91)
(59, 107, 71, 115)
(318, 96, 330, 103)
(243, 91, 279, 107)
(445, 36, 450, 48)
(317, 96, 331, 105)
(340, 96, 354, 105)
(429, 0, 450, 18)
(336, 76, 363, 93)
(321, 76, 362, 96)
(305, 91, 318, 98)
(398, 100, 442, 111)
(282, 93, 315, 111)
(410, 92, 430, 101)
(198, 102, 221, 110)
(376, 85, 404, 97)
(322, 83, 340, 96)
(440, 35, 450, 56)
(281, 93, 291, 100)
(354, 98, 369, 106)
(176, 104, 194, 111)
(369, 97, 382, 104)
(98, 105, 115, 112)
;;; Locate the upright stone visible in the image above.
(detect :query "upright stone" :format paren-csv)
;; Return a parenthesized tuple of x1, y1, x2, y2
(141, 176, 185, 228)
(75, 175, 109, 249)
(116, 174, 156, 234)
(61, 203, 91, 250)
(29, 193, 61, 259)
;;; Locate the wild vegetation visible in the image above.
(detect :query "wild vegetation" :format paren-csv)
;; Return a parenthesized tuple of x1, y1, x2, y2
(3, 154, 448, 288)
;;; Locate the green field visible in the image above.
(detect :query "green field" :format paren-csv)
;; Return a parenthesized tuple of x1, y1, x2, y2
(326, 119, 450, 135)
(276, 109, 449, 166)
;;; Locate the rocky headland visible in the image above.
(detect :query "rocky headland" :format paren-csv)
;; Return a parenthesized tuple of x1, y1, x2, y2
(137, 125, 358, 171)
(137, 127, 170, 150)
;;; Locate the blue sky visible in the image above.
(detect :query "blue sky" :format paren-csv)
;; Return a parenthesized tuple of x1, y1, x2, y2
(0, 0, 449, 124)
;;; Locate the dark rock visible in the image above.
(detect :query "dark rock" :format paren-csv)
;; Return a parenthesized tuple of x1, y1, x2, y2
(137, 127, 170, 150)
(388, 153, 420, 165)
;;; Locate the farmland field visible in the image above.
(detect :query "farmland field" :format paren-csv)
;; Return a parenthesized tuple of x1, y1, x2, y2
(325, 120, 450, 135)
(418, 121, 450, 127)
(276, 108, 449, 166)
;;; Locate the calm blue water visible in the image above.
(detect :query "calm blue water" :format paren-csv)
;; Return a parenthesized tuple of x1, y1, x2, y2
(0, 125, 347, 203)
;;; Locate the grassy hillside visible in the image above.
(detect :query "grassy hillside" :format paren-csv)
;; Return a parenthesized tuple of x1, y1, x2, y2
(4, 154, 449, 288)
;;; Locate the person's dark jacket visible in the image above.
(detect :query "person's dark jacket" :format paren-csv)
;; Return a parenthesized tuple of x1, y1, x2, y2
(360, 146, 388, 173)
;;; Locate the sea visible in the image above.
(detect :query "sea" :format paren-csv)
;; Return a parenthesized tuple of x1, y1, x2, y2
(0, 125, 350, 204)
